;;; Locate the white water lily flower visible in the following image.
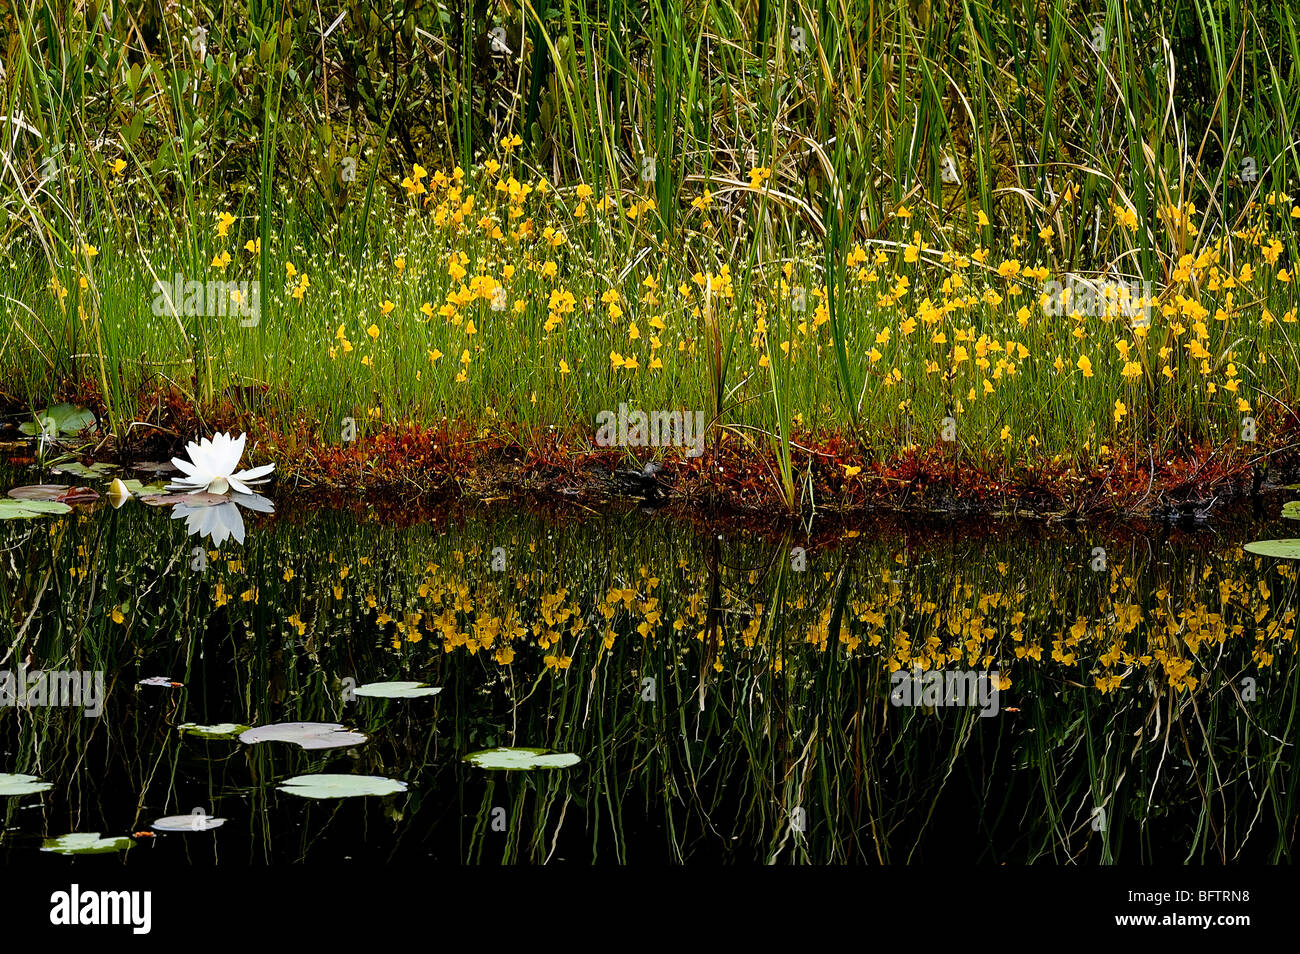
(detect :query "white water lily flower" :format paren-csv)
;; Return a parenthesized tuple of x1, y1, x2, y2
(171, 492, 273, 546)
(168, 432, 273, 495)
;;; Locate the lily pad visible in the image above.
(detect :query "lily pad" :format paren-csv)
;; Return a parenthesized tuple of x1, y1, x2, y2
(152, 813, 225, 832)
(115, 478, 168, 496)
(1282, 501, 1300, 520)
(54, 486, 100, 503)
(178, 722, 250, 739)
(130, 460, 179, 474)
(352, 681, 442, 699)
(463, 747, 582, 771)
(277, 774, 408, 799)
(1244, 539, 1300, 559)
(52, 461, 116, 479)
(8, 484, 71, 501)
(0, 773, 53, 796)
(239, 722, 368, 750)
(139, 491, 230, 508)
(42, 833, 132, 855)
(0, 498, 72, 520)
(19, 404, 95, 438)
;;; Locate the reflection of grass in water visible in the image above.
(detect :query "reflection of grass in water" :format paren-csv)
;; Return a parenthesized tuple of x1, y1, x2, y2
(1, 499, 1296, 862)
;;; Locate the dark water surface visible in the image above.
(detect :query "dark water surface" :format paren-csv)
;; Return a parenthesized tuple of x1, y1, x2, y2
(2, 472, 1297, 864)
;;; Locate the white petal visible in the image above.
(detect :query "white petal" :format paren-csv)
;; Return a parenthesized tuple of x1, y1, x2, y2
(231, 463, 274, 483)
(170, 456, 199, 476)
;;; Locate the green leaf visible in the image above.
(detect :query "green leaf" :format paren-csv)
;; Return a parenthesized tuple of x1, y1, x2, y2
(352, 680, 441, 699)
(1244, 539, 1300, 559)
(277, 774, 408, 799)
(178, 722, 251, 739)
(18, 404, 95, 438)
(463, 747, 581, 770)
(0, 773, 53, 796)
(52, 461, 116, 479)
(1281, 501, 1300, 520)
(0, 499, 72, 520)
(42, 833, 133, 855)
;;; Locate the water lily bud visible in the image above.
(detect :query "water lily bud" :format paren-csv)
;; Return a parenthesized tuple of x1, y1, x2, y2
(108, 477, 132, 508)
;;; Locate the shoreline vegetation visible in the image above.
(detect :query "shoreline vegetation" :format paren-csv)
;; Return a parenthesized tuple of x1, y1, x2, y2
(3, 2, 1299, 516)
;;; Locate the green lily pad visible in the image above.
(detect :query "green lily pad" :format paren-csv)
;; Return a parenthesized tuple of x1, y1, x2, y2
(52, 461, 116, 479)
(463, 747, 581, 770)
(178, 722, 250, 739)
(19, 404, 95, 438)
(0, 498, 72, 520)
(42, 833, 133, 855)
(8, 484, 97, 504)
(0, 773, 53, 796)
(1245, 539, 1300, 559)
(1281, 501, 1300, 520)
(277, 774, 408, 799)
(352, 680, 442, 699)
(117, 478, 168, 496)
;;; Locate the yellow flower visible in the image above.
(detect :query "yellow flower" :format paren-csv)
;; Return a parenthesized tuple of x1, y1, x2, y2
(842, 465, 861, 477)
(1076, 354, 1093, 377)
(559, 359, 571, 374)
(216, 211, 235, 237)
(1113, 399, 1127, 422)
(110, 158, 126, 175)
(366, 323, 380, 340)
(379, 300, 395, 317)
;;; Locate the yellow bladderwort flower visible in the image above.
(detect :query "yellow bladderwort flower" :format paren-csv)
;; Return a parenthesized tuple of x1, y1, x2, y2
(110, 158, 126, 176)
(210, 250, 231, 268)
(1114, 399, 1127, 423)
(244, 237, 260, 253)
(1076, 354, 1093, 377)
(558, 359, 571, 374)
(428, 349, 443, 363)
(366, 323, 380, 340)
(842, 465, 862, 477)
(379, 300, 395, 317)
(216, 211, 235, 237)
